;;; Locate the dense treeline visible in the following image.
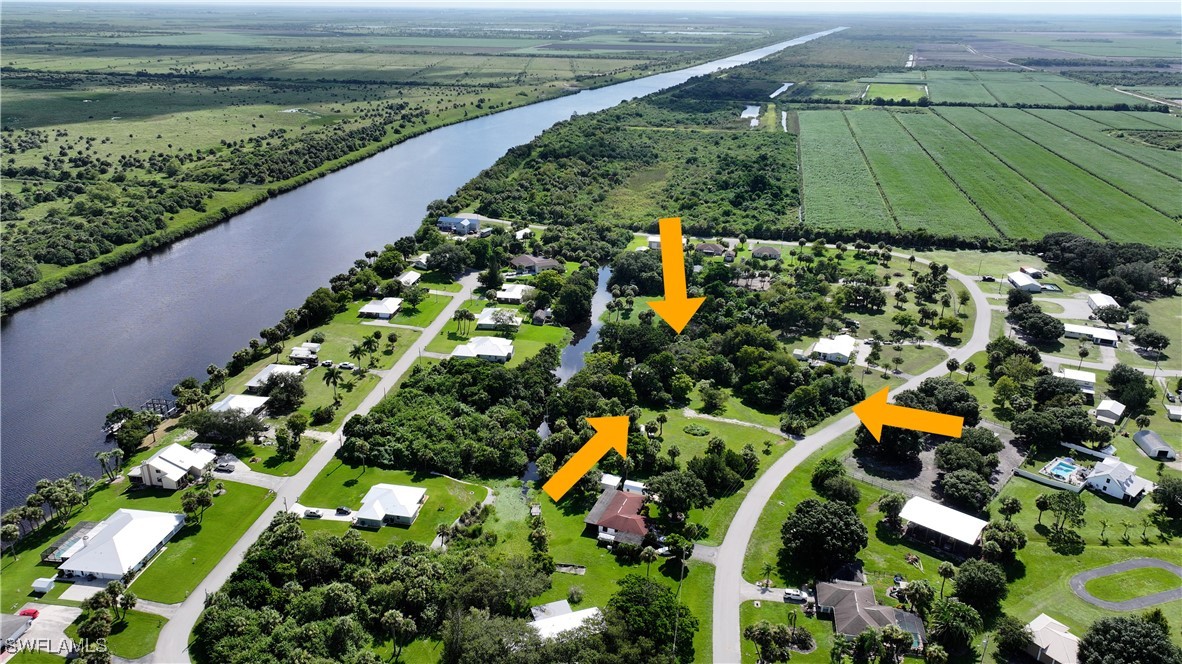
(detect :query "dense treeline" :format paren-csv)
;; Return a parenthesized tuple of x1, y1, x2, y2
(1058, 69, 1182, 88)
(1037, 232, 1181, 299)
(194, 511, 701, 663)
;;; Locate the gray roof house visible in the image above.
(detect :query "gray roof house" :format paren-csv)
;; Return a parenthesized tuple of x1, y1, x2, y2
(1133, 429, 1177, 461)
(437, 216, 481, 236)
(510, 254, 563, 274)
(816, 581, 925, 649)
(695, 242, 726, 256)
(752, 246, 781, 260)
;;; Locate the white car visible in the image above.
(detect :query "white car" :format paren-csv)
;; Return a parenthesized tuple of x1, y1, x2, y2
(783, 588, 807, 603)
(339, 362, 356, 370)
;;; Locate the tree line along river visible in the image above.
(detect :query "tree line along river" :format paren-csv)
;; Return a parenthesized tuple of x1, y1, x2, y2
(0, 28, 846, 510)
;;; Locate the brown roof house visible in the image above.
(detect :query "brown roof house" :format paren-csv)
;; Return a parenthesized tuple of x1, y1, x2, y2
(585, 488, 648, 546)
(815, 581, 925, 650)
(510, 254, 564, 275)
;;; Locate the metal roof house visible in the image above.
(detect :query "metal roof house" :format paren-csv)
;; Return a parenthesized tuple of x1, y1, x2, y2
(1007, 271, 1042, 292)
(355, 484, 427, 528)
(899, 497, 987, 553)
(451, 336, 514, 363)
(1063, 323, 1118, 346)
(437, 216, 481, 236)
(128, 443, 216, 491)
(358, 297, 404, 319)
(1085, 458, 1154, 502)
(1087, 293, 1118, 311)
(209, 394, 270, 415)
(56, 509, 185, 580)
(1094, 399, 1126, 427)
(530, 600, 603, 640)
(245, 364, 304, 393)
(814, 335, 858, 365)
(1133, 430, 1177, 461)
(1025, 614, 1079, 664)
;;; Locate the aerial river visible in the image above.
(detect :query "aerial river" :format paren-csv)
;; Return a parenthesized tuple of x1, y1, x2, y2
(0, 27, 845, 509)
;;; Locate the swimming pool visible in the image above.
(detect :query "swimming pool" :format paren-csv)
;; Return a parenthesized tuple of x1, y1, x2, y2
(1050, 459, 1079, 479)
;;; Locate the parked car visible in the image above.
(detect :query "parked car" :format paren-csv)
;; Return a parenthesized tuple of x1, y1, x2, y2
(340, 362, 356, 370)
(335, 506, 352, 515)
(320, 360, 334, 367)
(784, 589, 808, 603)
(1168, 392, 1177, 403)
(18, 608, 39, 619)
(981, 275, 996, 282)
(214, 463, 235, 473)
(303, 509, 322, 519)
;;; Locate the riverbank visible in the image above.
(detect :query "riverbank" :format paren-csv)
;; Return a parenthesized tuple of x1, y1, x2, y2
(0, 35, 789, 317)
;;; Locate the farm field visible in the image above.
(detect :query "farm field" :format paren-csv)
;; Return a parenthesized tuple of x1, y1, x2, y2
(1026, 109, 1182, 175)
(866, 83, 926, 101)
(861, 69, 1139, 107)
(797, 106, 1179, 245)
(987, 33, 1182, 58)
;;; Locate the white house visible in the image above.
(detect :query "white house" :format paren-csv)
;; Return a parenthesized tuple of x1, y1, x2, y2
(244, 364, 304, 393)
(1020, 266, 1044, 279)
(531, 606, 602, 640)
(475, 308, 522, 330)
(359, 297, 403, 319)
(1085, 457, 1154, 502)
(1063, 323, 1118, 346)
(600, 472, 646, 494)
(1087, 293, 1118, 311)
(354, 484, 427, 528)
(56, 509, 186, 580)
(496, 283, 535, 304)
(397, 271, 421, 288)
(1094, 399, 1126, 427)
(412, 253, 431, 270)
(647, 236, 661, 249)
(289, 341, 322, 365)
(1007, 271, 1042, 292)
(209, 394, 270, 415)
(1025, 614, 1079, 664)
(128, 443, 216, 490)
(1056, 367, 1097, 398)
(452, 337, 514, 363)
(814, 335, 858, 365)
(515, 228, 533, 241)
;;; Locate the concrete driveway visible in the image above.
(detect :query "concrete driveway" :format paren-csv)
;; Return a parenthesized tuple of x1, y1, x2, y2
(3, 604, 82, 661)
(288, 503, 354, 522)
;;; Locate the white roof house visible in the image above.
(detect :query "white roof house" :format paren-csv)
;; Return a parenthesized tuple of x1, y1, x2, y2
(131, 443, 216, 490)
(1087, 293, 1118, 311)
(1020, 266, 1044, 279)
(475, 308, 522, 330)
(245, 364, 304, 392)
(355, 484, 427, 527)
(1063, 323, 1118, 346)
(359, 297, 403, 319)
(57, 509, 185, 580)
(413, 253, 431, 269)
(1056, 367, 1097, 393)
(397, 271, 421, 287)
(647, 235, 661, 249)
(899, 496, 988, 546)
(452, 337, 514, 363)
(209, 394, 270, 415)
(1094, 399, 1126, 427)
(600, 473, 646, 494)
(496, 283, 535, 303)
(1026, 614, 1079, 664)
(1086, 458, 1154, 501)
(1007, 271, 1042, 292)
(814, 335, 858, 365)
(515, 228, 533, 241)
(531, 607, 602, 640)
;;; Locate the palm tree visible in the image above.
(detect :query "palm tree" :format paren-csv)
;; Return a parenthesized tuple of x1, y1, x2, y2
(362, 336, 380, 366)
(937, 562, 955, 598)
(762, 561, 774, 587)
(641, 546, 658, 578)
(436, 523, 449, 546)
(1120, 519, 1134, 540)
(1078, 345, 1090, 369)
(656, 413, 668, 436)
(349, 343, 365, 367)
(452, 310, 467, 334)
(1099, 519, 1109, 539)
(95, 451, 109, 481)
(323, 366, 343, 400)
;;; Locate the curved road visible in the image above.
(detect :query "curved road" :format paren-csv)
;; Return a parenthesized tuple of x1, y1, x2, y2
(153, 274, 479, 663)
(711, 255, 995, 663)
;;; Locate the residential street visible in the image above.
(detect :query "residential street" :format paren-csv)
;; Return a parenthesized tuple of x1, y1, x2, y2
(152, 273, 478, 664)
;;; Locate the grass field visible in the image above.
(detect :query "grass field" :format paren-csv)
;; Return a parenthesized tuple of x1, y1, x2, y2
(1083, 566, 1182, 603)
(866, 83, 926, 101)
(298, 465, 483, 547)
(799, 106, 1179, 245)
(64, 609, 165, 660)
(740, 601, 835, 663)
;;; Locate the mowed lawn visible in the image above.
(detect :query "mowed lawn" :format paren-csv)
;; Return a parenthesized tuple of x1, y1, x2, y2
(129, 482, 272, 604)
(64, 608, 165, 660)
(1084, 566, 1181, 603)
(740, 600, 835, 664)
(425, 303, 570, 366)
(298, 465, 485, 547)
(867, 83, 926, 101)
(486, 486, 717, 663)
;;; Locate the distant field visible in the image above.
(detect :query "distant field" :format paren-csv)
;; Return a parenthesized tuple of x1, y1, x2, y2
(798, 107, 1180, 244)
(863, 70, 1137, 107)
(866, 82, 926, 101)
(1130, 86, 1182, 100)
(991, 33, 1182, 59)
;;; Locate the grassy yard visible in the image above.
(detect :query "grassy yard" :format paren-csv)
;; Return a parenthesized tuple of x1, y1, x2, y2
(129, 482, 272, 604)
(298, 464, 484, 547)
(1083, 566, 1181, 603)
(740, 601, 834, 663)
(687, 388, 781, 430)
(485, 484, 717, 662)
(888, 343, 949, 376)
(388, 293, 453, 328)
(64, 608, 164, 660)
(417, 271, 464, 293)
(425, 308, 570, 367)
(234, 435, 322, 477)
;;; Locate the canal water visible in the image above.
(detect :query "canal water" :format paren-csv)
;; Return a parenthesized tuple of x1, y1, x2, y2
(0, 28, 844, 509)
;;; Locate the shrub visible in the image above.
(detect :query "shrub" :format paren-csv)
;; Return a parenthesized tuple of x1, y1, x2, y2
(310, 405, 335, 425)
(568, 585, 584, 605)
(310, 331, 326, 343)
(683, 424, 710, 437)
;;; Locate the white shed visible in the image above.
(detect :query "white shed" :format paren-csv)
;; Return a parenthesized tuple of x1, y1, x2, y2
(1007, 271, 1042, 292)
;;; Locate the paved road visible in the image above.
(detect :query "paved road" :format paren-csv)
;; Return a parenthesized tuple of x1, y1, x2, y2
(711, 255, 994, 663)
(1069, 558, 1182, 611)
(153, 273, 478, 664)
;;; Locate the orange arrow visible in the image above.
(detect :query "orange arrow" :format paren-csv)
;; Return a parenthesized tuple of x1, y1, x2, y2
(852, 387, 964, 442)
(648, 217, 705, 334)
(542, 416, 629, 502)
